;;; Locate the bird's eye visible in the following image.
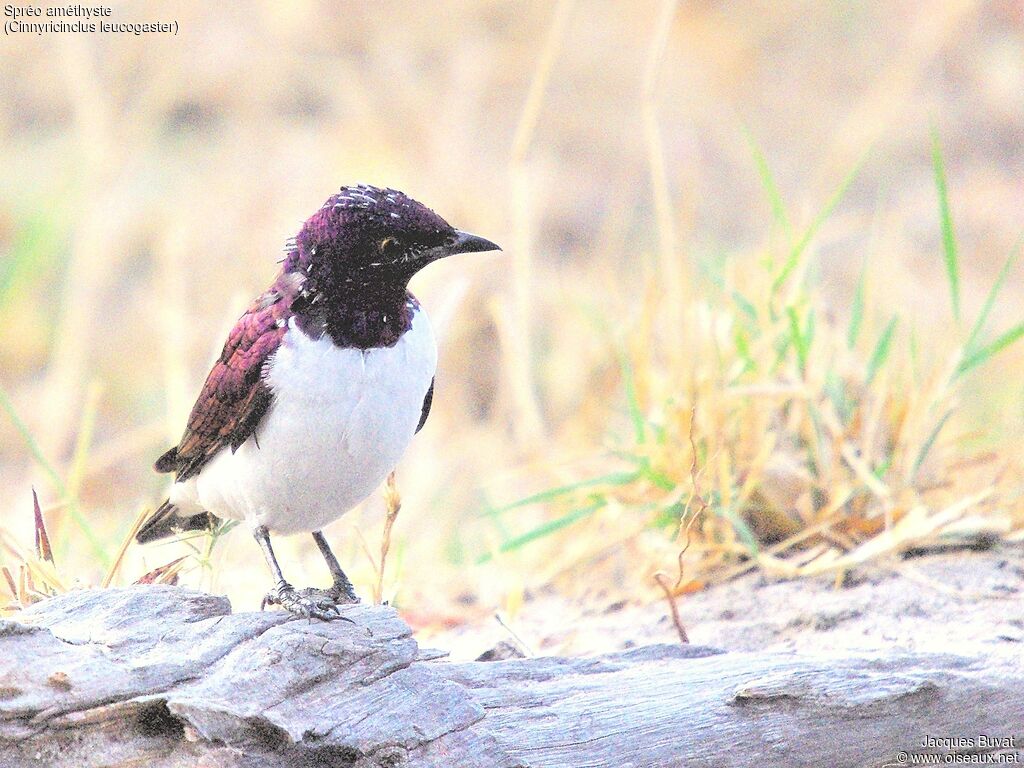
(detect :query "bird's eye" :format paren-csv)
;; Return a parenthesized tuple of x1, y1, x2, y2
(379, 237, 402, 258)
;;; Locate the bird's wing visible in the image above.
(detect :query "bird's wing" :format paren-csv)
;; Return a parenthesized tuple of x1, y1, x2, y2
(415, 377, 434, 433)
(155, 291, 290, 482)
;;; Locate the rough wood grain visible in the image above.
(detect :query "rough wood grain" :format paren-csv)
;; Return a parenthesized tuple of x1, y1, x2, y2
(1, 586, 1021, 767)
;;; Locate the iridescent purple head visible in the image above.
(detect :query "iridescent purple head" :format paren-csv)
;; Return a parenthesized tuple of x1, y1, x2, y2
(286, 185, 499, 292)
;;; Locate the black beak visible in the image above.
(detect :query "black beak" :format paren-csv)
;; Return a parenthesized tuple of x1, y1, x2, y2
(448, 230, 501, 255)
(410, 230, 501, 270)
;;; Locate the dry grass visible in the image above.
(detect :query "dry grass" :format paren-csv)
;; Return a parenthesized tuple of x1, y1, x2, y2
(2, 2, 1023, 629)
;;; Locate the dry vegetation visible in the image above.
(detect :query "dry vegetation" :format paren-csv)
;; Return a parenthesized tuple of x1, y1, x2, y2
(2, 2, 1023, 641)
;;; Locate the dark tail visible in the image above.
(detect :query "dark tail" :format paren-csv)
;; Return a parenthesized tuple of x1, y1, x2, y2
(136, 500, 216, 544)
(154, 447, 179, 474)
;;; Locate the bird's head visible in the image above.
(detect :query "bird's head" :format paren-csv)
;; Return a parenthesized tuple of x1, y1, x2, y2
(287, 185, 499, 298)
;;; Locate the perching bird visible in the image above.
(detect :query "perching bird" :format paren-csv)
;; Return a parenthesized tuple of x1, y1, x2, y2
(137, 185, 500, 619)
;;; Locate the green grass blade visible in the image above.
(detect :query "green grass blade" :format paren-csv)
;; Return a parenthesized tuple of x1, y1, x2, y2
(0, 213, 62, 311)
(743, 126, 792, 241)
(873, 453, 893, 480)
(480, 471, 639, 517)
(0, 383, 109, 566)
(0, 383, 66, 495)
(866, 316, 899, 386)
(618, 349, 646, 445)
(912, 409, 953, 480)
(772, 334, 793, 371)
(964, 232, 1022, 356)
(824, 366, 850, 420)
(718, 505, 760, 556)
(695, 251, 724, 289)
(847, 258, 867, 349)
(786, 306, 808, 376)
(66, 381, 102, 499)
(639, 461, 675, 491)
(772, 148, 870, 294)
(732, 327, 756, 378)
(930, 125, 960, 322)
(477, 499, 606, 562)
(731, 289, 758, 322)
(956, 322, 1024, 378)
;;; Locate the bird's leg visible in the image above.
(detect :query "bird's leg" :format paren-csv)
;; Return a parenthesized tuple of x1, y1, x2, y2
(254, 525, 342, 621)
(311, 530, 360, 604)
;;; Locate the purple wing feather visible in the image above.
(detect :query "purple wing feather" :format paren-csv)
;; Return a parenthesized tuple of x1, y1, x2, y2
(416, 378, 434, 433)
(156, 289, 291, 482)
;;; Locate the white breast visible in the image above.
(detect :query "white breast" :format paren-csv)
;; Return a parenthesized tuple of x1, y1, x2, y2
(171, 307, 437, 534)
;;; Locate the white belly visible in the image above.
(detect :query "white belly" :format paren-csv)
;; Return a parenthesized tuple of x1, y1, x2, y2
(170, 308, 437, 534)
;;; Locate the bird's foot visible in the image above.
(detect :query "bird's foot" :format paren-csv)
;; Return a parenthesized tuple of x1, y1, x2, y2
(325, 579, 360, 605)
(261, 582, 352, 622)
(296, 585, 360, 609)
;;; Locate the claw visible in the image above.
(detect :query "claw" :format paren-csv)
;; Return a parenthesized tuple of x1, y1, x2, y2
(329, 584, 361, 605)
(263, 583, 354, 623)
(296, 586, 354, 622)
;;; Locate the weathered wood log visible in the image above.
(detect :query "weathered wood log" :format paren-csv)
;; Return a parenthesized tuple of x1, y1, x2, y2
(1, 586, 1022, 767)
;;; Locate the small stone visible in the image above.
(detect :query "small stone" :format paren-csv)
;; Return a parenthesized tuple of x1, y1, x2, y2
(46, 672, 72, 691)
(995, 624, 1023, 642)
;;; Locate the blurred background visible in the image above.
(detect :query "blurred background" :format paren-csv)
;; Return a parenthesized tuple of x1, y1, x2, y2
(2, 1, 1023, 651)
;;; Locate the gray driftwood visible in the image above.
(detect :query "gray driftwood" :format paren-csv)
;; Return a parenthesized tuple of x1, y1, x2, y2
(1, 586, 1022, 767)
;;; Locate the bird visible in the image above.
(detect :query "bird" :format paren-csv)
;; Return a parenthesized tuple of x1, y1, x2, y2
(136, 184, 500, 619)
